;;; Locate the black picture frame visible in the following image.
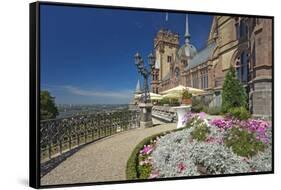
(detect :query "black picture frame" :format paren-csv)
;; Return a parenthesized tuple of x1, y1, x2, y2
(30, 1, 274, 189)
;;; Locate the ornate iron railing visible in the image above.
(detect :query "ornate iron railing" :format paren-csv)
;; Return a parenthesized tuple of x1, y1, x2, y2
(40, 110, 140, 162)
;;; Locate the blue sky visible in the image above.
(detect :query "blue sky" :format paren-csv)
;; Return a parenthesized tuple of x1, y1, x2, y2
(40, 4, 213, 104)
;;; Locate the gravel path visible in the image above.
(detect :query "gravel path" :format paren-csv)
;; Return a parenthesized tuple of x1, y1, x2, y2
(41, 122, 176, 185)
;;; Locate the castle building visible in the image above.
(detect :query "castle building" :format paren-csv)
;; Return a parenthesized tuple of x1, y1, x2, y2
(151, 15, 272, 118)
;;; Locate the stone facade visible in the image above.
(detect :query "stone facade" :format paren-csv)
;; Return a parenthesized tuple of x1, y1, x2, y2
(151, 15, 273, 117)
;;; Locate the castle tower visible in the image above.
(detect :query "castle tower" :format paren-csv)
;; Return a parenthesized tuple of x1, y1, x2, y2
(151, 61, 160, 93)
(153, 29, 179, 82)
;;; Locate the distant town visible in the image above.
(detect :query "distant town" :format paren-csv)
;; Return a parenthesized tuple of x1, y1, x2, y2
(56, 104, 129, 118)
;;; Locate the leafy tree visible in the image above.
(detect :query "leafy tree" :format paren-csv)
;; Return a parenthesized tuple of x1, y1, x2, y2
(221, 66, 247, 113)
(40, 91, 58, 120)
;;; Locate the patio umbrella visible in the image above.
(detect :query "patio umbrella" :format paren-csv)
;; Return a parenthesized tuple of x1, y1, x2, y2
(162, 93, 182, 99)
(160, 85, 205, 96)
(135, 92, 163, 100)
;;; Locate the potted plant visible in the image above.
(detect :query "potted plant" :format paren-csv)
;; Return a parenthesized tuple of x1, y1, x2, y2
(181, 90, 192, 105)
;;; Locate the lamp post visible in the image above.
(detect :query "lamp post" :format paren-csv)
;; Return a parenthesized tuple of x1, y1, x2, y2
(134, 52, 155, 128)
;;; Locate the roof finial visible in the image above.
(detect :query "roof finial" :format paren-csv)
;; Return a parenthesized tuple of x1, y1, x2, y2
(185, 14, 191, 44)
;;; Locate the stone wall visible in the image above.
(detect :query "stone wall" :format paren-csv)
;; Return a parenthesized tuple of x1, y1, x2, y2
(193, 92, 222, 109)
(250, 80, 272, 118)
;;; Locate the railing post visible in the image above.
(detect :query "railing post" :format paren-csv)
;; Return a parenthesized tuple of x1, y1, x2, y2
(69, 136, 72, 150)
(77, 134, 80, 146)
(59, 140, 62, 155)
(48, 143, 52, 160)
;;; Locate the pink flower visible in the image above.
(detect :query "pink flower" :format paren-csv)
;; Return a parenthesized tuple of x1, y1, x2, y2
(149, 170, 159, 179)
(177, 162, 187, 173)
(140, 145, 154, 155)
(205, 136, 215, 143)
(210, 118, 233, 130)
(199, 112, 206, 120)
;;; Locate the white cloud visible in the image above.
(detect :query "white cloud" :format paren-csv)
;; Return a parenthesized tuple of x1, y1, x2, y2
(41, 84, 134, 104)
(63, 85, 133, 99)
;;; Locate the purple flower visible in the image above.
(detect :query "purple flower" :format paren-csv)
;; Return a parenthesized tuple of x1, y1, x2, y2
(209, 118, 233, 130)
(140, 145, 154, 155)
(182, 112, 195, 125)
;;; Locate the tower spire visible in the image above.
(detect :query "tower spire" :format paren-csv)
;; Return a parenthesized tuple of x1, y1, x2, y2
(135, 79, 141, 94)
(184, 14, 191, 44)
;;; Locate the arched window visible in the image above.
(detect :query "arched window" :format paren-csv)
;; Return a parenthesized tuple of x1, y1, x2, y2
(236, 51, 248, 82)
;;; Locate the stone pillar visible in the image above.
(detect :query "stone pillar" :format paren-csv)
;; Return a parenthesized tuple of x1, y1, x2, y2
(250, 79, 272, 119)
(138, 103, 153, 128)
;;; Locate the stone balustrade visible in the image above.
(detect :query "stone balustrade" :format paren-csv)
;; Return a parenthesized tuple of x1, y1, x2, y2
(152, 106, 177, 122)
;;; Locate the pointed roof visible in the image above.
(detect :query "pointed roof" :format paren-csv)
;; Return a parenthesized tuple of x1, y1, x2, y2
(177, 14, 197, 59)
(184, 14, 191, 44)
(135, 79, 142, 94)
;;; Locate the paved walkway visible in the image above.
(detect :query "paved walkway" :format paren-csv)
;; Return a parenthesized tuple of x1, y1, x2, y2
(41, 121, 176, 185)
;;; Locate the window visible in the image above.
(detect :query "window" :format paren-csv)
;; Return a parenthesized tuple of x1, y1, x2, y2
(192, 72, 199, 88)
(236, 20, 248, 40)
(186, 76, 191, 87)
(167, 56, 172, 63)
(181, 60, 187, 66)
(175, 68, 180, 81)
(239, 20, 248, 39)
(200, 69, 208, 89)
(236, 51, 248, 83)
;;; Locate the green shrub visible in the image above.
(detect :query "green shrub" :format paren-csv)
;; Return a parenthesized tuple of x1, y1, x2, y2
(158, 98, 170, 106)
(191, 123, 210, 141)
(229, 106, 251, 120)
(224, 127, 265, 157)
(191, 98, 205, 113)
(169, 98, 180, 106)
(138, 155, 152, 179)
(182, 90, 192, 99)
(222, 66, 248, 113)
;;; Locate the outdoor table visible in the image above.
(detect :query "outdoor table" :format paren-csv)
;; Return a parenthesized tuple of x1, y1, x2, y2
(173, 105, 191, 129)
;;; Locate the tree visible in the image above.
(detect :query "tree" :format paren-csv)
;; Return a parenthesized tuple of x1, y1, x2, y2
(221, 66, 247, 113)
(40, 91, 59, 120)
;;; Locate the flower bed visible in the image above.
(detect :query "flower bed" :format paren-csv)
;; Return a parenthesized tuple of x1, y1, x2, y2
(126, 127, 188, 180)
(128, 112, 272, 179)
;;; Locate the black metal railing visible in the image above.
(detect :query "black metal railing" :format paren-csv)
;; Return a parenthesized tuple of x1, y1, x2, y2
(40, 110, 140, 162)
